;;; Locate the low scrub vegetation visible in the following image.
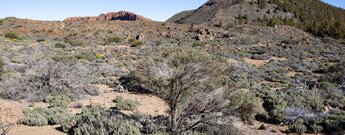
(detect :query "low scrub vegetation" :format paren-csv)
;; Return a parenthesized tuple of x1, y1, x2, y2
(0, 59, 99, 101)
(61, 104, 141, 135)
(113, 96, 138, 111)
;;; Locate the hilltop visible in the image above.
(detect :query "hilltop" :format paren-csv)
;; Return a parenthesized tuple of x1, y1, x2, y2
(64, 11, 151, 22)
(167, 0, 345, 39)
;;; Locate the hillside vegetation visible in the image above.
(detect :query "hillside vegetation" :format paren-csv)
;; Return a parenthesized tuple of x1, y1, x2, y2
(268, 0, 345, 39)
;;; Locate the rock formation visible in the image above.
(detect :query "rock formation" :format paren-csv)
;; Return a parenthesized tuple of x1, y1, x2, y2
(64, 11, 151, 23)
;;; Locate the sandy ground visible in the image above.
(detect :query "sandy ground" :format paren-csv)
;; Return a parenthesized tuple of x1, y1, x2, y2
(4, 84, 168, 135)
(242, 57, 287, 68)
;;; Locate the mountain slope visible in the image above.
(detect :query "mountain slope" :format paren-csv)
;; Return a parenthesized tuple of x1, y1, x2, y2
(167, 0, 293, 25)
(167, 0, 345, 39)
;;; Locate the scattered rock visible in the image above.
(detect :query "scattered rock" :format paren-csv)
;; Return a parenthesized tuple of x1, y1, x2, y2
(136, 33, 145, 40)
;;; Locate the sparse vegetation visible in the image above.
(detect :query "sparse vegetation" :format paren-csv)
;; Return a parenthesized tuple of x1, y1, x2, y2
(61, 104, 141, 135)
(19, 107, 69, 126)
(1, 3, 345, 134)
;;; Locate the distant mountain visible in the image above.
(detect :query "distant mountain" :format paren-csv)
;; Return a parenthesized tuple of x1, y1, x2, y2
(167, 0, 293, 25)
(167, 0, 345, 39)
(64, 11, 151, 23)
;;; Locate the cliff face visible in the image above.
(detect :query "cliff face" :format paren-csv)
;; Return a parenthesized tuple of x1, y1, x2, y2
(64, 11, 151, 22)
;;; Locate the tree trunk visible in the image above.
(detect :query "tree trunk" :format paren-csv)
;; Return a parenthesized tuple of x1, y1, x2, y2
(170, 106, 178, 135)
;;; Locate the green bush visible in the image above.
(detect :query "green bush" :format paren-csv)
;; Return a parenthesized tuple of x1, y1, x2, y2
(263, 95, 287, 122)
(55, 43, 66, 49)
(69, 40, 84, 47)
(131, 40, 144, 47)
(36, 39, 45, 42)
(95, 53, 104, 60)
(128, 38, 136, 43)
(61, 104, 141, 135)
(319, 81, 337, 90)
(321, 37, 333, 43)
(114, 96, 138, 111)
(288, 122, 307, 134)
(4, 33, 19, 40)
(18, 107, 68, 126)
(0, 19, 3, 25)
(45, 95, 71, 108)
(75, 51, 96, 61)
(107, 36, 122, 43)
(309, 124, 323, 133)
(192, 41, 207, 47)
(323, 110, 345, 132)
(281, 39, 299, 44)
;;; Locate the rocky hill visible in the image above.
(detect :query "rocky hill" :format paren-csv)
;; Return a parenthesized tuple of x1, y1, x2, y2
(167, 0, 293, 26)
(168, 0, 345, 39)
(64, 11, 151, 23)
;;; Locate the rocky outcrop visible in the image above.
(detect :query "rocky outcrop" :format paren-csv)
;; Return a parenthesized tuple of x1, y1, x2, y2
(64, 11, 151, 22)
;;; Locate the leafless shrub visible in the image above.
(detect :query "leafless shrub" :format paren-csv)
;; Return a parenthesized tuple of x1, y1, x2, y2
(283, 107, 318, 125)
(0, 59, 99, 101)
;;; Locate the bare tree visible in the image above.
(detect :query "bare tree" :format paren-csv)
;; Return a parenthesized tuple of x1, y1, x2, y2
(133, 49, 244, 134)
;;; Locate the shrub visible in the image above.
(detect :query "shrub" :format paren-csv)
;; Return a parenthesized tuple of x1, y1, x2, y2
(318, 81, 337, 90)
(288, 122, 307, 134)
(323, 110, 345, 132)
(0, 19, 3, 25)
(192, 41, 207, 47)
(61, 104, 141, 135)
(263, 95, 287, 122)
(55, 43, 66, 49)
(128, 38, 136, 43)
(4, 33, 19, 40)
(18, 107, 68, 126)
(107, 36, 122, 43)
(0, 60, 99, 101)
(45, 95, 71, 108)
(95, 53, 104, 60)
(131, 40, 144, 47)
(281, 39, 299, 44)
(68, 40, 84, 47)
(36, 39, 45, 42)
(155, 41, 162, 46)
(114, 96, 138, 111)
(321, 37, 333, 43)
(75, 51, 96, 61)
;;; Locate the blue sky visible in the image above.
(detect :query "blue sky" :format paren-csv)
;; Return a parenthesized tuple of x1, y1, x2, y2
(0, 0, 344, 22)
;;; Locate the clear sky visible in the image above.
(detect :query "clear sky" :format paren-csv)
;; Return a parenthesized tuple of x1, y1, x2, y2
(0, 0, 344, 22)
